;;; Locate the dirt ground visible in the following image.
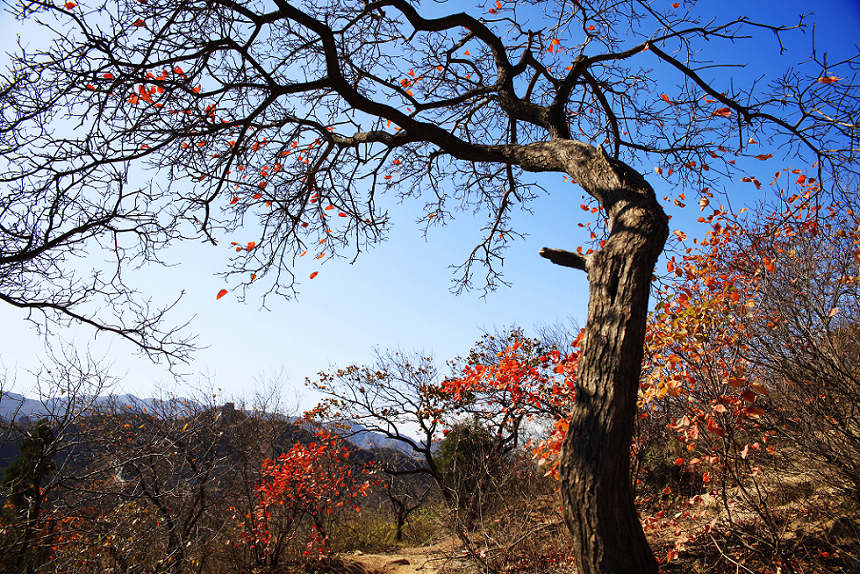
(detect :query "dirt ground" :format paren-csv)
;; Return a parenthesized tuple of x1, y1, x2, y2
(339, 537, 468, 574)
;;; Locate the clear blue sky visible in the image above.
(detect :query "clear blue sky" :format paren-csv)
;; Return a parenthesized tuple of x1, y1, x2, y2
(1, 0, 857, 409)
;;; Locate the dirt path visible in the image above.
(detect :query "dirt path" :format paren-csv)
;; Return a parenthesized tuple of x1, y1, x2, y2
(340, 537, 466, 574)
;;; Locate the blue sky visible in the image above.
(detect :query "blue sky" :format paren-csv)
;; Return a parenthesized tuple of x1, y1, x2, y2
(1, 0, 857, 409)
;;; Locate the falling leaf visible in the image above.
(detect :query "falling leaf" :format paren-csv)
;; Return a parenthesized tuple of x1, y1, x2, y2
(216, 289, 228, 300)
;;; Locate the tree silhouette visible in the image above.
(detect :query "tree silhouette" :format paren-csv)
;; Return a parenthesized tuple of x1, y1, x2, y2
(2, 1, 857, 572)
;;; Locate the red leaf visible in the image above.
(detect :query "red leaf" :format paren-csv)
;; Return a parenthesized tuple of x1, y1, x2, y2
(712, 107, 732, 118)
(754, 154, 773, 160)
(817, 75, 840, 85)
(216, 289, 228, 300)
(132, 18, 146, 27)
(64, 2, 77, 9)
(230, 196, 239, 205)
(309, 271, 318, 279)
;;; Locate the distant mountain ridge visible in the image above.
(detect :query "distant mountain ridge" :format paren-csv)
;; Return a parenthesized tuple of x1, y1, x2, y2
(0, 391, 415, 454)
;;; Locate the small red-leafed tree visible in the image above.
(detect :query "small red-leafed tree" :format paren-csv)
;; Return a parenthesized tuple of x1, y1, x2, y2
(241, 429, 372, 566)
(2, 1, 858, 572)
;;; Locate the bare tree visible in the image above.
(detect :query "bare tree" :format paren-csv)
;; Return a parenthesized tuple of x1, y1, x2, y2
(2, 1, 858, 571)
(0, 347, 113, 574)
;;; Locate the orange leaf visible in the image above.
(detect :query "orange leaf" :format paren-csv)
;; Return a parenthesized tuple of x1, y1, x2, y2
(463, 50, 471, 55)
(132, 18, 146, 27)
(325, 205, 334, 210)
(246, 241, 255, 250)
(726, 376, 746, 388)
(712, 107, 732, 118)
(64, 2, 77, 9)
(216, 289, 228, 300)
(309, 271, 318, 279)
(754, 154, 773, 160)
(817, 75, 840, 85)
(316, 252, 325, 259)
(338, 212, 347, 217)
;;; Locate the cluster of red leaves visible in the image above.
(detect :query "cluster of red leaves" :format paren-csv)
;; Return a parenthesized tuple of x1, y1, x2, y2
(239, 429, 373, 559)
(442, 332, 582, 478)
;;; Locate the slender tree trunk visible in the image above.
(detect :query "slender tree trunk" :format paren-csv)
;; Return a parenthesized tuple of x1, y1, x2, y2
(529, 145, 668, 574)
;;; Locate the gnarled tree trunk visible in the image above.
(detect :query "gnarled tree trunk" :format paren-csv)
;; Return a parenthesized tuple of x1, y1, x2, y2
(537, 144, 668, 574)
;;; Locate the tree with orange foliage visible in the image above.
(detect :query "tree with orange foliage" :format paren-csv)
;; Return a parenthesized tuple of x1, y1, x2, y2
(240, 429, 372, 566)
(2, 1, 858, 571)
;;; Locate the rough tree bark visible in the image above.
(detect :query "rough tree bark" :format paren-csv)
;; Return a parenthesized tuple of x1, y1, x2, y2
(538, 144, 668, 574)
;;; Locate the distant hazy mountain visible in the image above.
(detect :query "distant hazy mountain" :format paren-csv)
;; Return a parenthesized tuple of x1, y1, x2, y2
(0, 391, 195, 423)
(0, 392, 417, 454)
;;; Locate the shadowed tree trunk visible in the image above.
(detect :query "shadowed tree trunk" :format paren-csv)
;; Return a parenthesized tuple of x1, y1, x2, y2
(539, 146, 668, 574)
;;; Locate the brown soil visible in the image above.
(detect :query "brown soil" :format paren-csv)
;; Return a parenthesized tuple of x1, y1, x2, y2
(338, 537, 467, 574)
